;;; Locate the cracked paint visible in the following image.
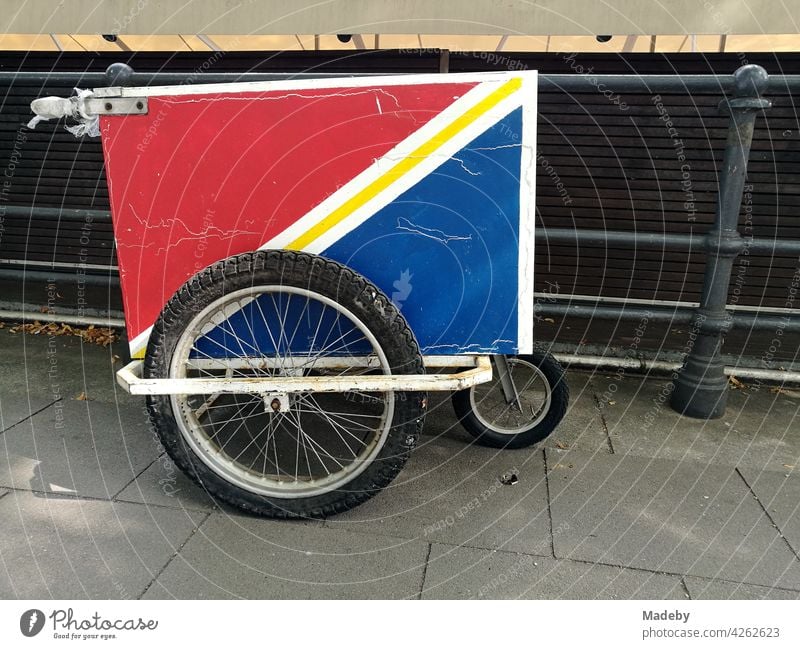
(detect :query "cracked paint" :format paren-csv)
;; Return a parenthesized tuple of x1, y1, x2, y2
(128, 205, 261, 257)
(472, 143, 524, 152)
(422, 339, 515, 353)
(159, 88, 404, 110)
(450, 156, 481, 176)
(396, 217, 472, 244)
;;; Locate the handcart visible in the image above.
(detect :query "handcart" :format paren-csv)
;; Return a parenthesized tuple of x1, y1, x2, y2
(29, 67, 569, 517)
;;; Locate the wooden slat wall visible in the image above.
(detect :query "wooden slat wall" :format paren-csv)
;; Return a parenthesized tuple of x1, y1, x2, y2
(1, 51, 798, 311)
(530, 88, 800, 306)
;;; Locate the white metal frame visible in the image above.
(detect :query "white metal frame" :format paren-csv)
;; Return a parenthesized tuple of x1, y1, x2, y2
(116, 354, 492, 395)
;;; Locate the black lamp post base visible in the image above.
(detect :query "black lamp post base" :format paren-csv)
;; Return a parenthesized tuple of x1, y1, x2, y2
(670, 372, 729, 419)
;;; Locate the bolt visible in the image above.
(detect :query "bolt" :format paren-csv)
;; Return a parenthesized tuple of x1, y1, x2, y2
(270, 398, 280, 412)
(104, 102, 112, 111)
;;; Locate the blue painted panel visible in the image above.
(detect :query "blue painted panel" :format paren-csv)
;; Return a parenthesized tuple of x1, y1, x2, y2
(324, 108, 524, 354)
(191, 292, 372, 359)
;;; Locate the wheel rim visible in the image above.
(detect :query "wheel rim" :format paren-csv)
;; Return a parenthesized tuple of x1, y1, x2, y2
(169, 285, 395, 499)
(469, 357, 552, 435)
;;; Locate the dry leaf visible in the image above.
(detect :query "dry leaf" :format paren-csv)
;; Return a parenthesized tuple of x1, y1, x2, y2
(771, 387, 800, 398)
(783, 464, 795, 469)
(555, 441, 569, 449)
(75, 391, 88, 401)
(728, 376, 746, 390)
(5, 321, 118, 347)
(543, 317, 555, 323)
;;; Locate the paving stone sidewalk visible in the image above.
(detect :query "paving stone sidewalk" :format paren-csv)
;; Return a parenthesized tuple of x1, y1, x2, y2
(1, 328, 799, 599)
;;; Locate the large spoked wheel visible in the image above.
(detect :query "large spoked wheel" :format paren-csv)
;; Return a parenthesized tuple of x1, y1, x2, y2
(452, 350, 568, 449)
(145, 250, 426, 518)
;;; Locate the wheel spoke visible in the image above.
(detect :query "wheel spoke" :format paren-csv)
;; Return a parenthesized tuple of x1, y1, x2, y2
(253, 295, 285, 375)
(168, 278, 401, 499)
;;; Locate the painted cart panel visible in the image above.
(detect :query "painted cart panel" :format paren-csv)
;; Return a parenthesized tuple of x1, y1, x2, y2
(97, 72, 537, 358)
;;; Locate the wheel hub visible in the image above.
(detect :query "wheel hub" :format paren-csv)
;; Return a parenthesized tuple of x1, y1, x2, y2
(262, 392, 291, 413)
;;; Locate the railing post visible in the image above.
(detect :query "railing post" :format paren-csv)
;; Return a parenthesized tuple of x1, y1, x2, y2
(105, 62, 134, 86)
(671, 64, 771, 419)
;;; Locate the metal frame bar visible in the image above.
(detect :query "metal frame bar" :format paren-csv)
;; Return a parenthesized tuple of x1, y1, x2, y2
(492, 354, 521, 407)
(553, 352, 800, 384)
(535, 301, 800, 332)
(116, 354, 493, 395)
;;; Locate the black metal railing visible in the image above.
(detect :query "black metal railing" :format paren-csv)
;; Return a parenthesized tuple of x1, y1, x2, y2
(1, 63, 799, 419)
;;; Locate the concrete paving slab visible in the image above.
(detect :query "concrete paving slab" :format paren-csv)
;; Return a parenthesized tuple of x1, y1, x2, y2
(547, 370, 612, 455)
(0, 489, 205, 599)
(738, 467, 800, 556)
(325, 437, 552, 555)
(0, 329, 135, 406)
(0, 332, 60, 428)
(547, 448, 800, 590)
(595, 375, 800, 472)
(422, 544, 686, 599)
(116, 454, 219, 512)
(0, 393, 54, 434)
(143, 514, 428, 599)
(421, 391, 475, 445)
(0, 398, 160, 499)
(0, 329, 69, 401)
(684, 576, 800, 599)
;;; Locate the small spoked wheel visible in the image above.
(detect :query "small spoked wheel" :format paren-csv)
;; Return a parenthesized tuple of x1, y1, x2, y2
(145, 250, 425, 518)
(452, 351, 568, 449)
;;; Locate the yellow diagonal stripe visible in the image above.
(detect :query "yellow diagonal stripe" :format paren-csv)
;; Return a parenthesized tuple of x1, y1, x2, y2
(286, 77, 522, 251)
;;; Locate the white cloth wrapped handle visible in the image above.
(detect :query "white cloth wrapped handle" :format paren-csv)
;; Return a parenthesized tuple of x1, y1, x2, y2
(28, 88, 100, 137)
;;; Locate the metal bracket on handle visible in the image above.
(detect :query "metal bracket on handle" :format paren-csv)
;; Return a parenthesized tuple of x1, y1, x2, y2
(85, 96, 149, 116)
(29, 92, 148, 135)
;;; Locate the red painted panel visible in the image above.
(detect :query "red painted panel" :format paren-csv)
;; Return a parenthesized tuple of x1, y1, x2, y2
(100, 82, 477, 344)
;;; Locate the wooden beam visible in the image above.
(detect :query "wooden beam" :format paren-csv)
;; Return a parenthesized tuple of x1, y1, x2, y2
(1, 1, 797, 35)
